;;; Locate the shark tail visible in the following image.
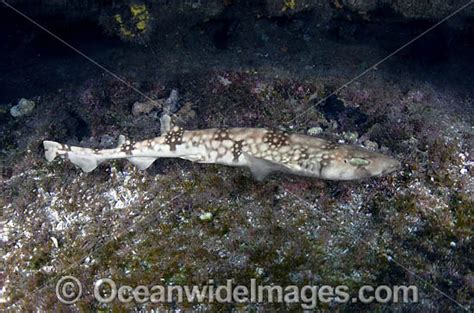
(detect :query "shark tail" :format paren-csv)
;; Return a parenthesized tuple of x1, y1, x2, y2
(43, 140, 62, 162)
(43, 140, 102, 172)
(44, 137, 158, 172)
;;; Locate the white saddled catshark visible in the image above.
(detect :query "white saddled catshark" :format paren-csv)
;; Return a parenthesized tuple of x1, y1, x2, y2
(43, 115, 400, 181)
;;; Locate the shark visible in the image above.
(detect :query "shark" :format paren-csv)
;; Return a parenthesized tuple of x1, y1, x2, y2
(43, 115, 401, 181)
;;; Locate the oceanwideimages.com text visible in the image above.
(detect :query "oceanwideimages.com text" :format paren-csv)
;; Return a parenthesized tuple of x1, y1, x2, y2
(56, 276, 418, 308)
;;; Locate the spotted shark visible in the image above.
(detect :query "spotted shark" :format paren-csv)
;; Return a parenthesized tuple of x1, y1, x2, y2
(43, 115, 400, 181)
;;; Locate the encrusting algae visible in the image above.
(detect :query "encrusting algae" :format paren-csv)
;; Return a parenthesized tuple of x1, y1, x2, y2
(114, 3, 151, 41)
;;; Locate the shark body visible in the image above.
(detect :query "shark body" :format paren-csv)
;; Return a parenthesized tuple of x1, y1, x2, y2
(43, 118, 400, 181)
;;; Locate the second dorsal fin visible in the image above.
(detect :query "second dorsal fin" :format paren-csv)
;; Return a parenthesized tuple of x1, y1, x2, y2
(117, 134, 127, 147)
(160, 114, 172, 135)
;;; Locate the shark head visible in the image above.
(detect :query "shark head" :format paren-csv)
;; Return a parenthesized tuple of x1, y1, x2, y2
(319, 146, 401, 180)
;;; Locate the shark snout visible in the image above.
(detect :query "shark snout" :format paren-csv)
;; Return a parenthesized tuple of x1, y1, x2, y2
(379, 158, 401, 175)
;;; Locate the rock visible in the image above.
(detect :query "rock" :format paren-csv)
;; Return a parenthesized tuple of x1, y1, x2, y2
(320, 95, 369, 132)
(363, 139, 379, 150)
(175, 102, 196, 123)
(99, 135, 117, 148)
(199, 212, 213, 221)
(132, 89, 179, 116)
(407, 90, 425, 103)
(6, 0, 473, 46)
(51, 237, 59, 248)
(132, 99, 163, 116)
(342, 0, 378, 13)
(164, 89, 179, 114)
(264, 0, 332, 20)
(307, 126, 323, 136)
(100, 1, 226, 43)
(391, 0, 474, 19)
(341, 0, 474, 20)
(10, 98, 35, 117)
(464, 274, 474, 292)
(343, 131, 359, 142)
(217, 76, 232, 87)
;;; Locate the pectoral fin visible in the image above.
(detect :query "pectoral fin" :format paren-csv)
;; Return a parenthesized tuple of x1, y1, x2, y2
(243, 153, 290, 181)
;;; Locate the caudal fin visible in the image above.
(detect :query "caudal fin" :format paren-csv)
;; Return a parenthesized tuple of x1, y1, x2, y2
(44, 136, 159, 172)
(43, 140, 62, 162)
(44, 140, 101, 172)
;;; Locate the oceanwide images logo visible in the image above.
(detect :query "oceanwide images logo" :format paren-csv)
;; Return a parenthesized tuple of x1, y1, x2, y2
(56, 277, 418, 308)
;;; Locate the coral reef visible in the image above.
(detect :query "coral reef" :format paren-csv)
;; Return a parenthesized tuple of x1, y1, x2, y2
(1, 68, 472, 311)
(112, 4, 152, 42)
(9, 98, 35, 118)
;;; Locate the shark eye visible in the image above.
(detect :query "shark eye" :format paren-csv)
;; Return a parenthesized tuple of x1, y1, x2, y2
(349, 157, 370, 166)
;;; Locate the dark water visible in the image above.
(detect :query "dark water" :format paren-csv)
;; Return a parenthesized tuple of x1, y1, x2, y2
(1, 5, 473, 105)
